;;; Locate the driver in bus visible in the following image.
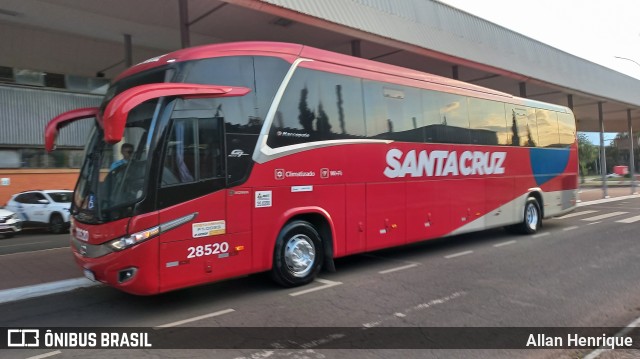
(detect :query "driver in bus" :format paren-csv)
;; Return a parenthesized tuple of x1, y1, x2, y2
(110, 143, 134, 171)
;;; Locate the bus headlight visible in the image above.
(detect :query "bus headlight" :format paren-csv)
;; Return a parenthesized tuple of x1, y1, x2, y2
(108, 226, 160, 251)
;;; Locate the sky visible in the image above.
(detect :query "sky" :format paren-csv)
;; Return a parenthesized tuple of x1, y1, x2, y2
(437, 0, 640, 144)
(438, 0, 640, 80)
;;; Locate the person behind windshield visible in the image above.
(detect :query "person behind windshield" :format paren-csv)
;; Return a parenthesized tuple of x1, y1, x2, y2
(109, 143, 133, 171)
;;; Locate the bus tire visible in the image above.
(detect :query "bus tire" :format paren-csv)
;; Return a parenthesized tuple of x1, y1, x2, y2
(271, 220, 323, 287)
(518, 197, 541, 234)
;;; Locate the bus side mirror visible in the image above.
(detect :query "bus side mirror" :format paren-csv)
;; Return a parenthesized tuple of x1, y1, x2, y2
(102, 83, 251, 144)
(45, 107, 100, 152)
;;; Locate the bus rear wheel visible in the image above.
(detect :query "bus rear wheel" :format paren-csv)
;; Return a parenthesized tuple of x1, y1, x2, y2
(271, 220, 323, 287)
(513, 197, 541, 234)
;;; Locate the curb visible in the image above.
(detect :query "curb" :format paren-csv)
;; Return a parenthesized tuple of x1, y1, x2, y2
(1, 194, 639, 305)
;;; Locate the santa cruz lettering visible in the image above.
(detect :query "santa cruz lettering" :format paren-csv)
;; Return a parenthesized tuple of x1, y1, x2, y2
(383, 149, 506, 178)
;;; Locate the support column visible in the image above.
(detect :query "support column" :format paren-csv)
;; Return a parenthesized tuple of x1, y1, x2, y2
(598, 102, 608, 198)
(519, 82, 527, 98)
(628, 109, 637, 194)
(452, 65, 459, 80)
(351, 40, 361, 57)
(179, 0, 190, 48)
(124, 34, 132, 67)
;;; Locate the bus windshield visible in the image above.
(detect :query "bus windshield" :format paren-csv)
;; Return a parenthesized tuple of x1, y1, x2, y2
(73, 68, 173, 223)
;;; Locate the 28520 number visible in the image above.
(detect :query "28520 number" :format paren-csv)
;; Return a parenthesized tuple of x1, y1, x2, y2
(187, 242, 229, 258)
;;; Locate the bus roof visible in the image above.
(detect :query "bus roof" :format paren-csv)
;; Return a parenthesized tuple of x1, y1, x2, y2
(114, 41, 569, 113)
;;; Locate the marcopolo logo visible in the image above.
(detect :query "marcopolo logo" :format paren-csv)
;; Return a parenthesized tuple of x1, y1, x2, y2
(383, 149, 506, 178)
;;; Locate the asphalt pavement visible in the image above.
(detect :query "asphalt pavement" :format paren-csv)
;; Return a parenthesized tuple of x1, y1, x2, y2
(0, 185, 636, 305)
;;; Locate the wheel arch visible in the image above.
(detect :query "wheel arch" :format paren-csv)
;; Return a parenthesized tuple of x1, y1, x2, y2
(526, 188, 544, 218)
(270, 207, 336, 273)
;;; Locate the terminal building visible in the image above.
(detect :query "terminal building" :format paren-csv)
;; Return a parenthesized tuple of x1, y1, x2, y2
(0, 0, 639, 202)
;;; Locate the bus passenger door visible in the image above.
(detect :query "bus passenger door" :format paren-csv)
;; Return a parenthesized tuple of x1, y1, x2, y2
(156, 115, 248, 292)
(365, 182, 406, 251)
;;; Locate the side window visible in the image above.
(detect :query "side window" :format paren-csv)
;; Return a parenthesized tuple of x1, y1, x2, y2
(158, 110, 226, 208)
(363, 81, 423, 142)
(557, 112, 576, 147)
(162, 119, 197, 186)
(468, 97, 507, 145)
(423, 91, 469, 144)
(536, 109, 559, 147)
(268, 67, 365, 148)
(162, 114, 225, 187)
(14, 193, 30, 204)
(184, 56, 290, 134)
(505, 104, 537, 147)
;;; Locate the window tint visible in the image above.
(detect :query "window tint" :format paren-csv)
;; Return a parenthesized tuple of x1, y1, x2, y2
(14, 193, 31, 203)
(505, 104, 537, 147)
(536, 109, 559, 147)
(269, 67, 365, 148)
(162, 118, 197, 186)
(423, 91, 469, 144)
(363, 81, 423, 142)
(557, 112, 576, 147)
(48, 192, 72, 203)
(184, 56, 290, 134)
(162, 113, 225, 188)
(158, 110, 227, 208)
(468, 98, 507, 145)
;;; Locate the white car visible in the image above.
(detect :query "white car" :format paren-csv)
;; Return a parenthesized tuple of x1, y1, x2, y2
(5, 190, 73, 234)
(0, 208, 22, 238)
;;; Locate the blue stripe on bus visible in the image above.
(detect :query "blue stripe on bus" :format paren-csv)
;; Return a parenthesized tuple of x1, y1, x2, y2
(529, 148, 571, 186)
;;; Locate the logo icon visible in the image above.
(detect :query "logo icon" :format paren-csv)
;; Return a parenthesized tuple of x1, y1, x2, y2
(320, 168, 329, 179)
(228, 149, 249, 158)
(7, 329, 39, 347)
(275, 169, 285, 180)
(88, 194, 95, 210)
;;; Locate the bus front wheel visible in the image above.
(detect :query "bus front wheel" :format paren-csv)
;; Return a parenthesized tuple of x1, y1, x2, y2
(271, 220, 323, 287)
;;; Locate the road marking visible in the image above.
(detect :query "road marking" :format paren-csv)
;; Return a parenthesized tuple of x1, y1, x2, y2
(493, 240, 516, 248)
(587, 221, 601, 225)
(555, 210, 597, 219)
(616, 214, 640, 223)
(379, 263, 419, 274)
(155, 308, 235, 328)
(563, 225, 579, 231)
(583, 315, 640, 359)
(0, 246, 68, 257)
(0, 277, 100, 305)
(581, 211, 628, 221)
(289, 278, 342, 297)
(444, 250, 473, 259)
(533, 232, 550, 238)
(0, 240, 51, 249)
(26, 352, 61, 359)
(363, 291, 465, 328)
(578, 194, 640, 207)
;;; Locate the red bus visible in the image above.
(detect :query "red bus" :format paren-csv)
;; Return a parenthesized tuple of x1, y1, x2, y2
(45, 42, 578, 295)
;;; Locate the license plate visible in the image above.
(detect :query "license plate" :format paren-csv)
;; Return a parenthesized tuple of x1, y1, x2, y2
(83, 269, 95, 281)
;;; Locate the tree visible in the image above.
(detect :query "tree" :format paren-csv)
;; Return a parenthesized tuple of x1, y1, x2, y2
(577, 133, 598, 183)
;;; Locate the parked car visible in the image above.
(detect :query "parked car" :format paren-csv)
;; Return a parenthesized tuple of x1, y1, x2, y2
(0, 208, 22, 238)
(5, 190, 73, 234)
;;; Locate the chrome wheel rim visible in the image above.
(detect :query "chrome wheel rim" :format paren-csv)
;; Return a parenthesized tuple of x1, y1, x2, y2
(526, 203, 538, 231)
(284, 234, 316, 278)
